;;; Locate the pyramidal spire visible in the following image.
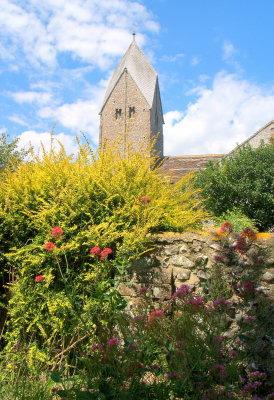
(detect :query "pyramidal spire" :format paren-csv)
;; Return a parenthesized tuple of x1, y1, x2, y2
(100, 38, 158, 112)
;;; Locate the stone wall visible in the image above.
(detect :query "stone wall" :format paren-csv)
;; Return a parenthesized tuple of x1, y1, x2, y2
(119, 231, 274, 373)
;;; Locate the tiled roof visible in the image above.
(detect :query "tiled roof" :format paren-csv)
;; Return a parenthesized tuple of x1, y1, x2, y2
(100, 39, 158, 112)
(158, 154, 224, 182)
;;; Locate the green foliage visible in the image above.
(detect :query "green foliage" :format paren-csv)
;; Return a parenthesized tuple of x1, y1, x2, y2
(0, 132, 28, 173)
(194, 142, 274, 230)
(0, 141, 207, 366)
(213, 207, 258, 232)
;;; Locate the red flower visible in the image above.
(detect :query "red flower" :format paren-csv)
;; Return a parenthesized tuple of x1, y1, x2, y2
(148, 310, 164, 323)
(241, 227, 257, 241)
(219, 222, 233, 233)
(137, 196, 152, 206)
(99, 248, 113, 260)
(35, 275, 45, 282)
(51, 226, 64, 239)
(89, 246, 102, 256)
(45, 242, 56, 252)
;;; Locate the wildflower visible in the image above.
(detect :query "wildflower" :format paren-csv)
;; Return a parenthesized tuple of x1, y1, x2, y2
(45, 242, 56, 252)
(244, 316, 255, 323)
(212, 298, 230, 308)
(228, 349, 237, 358)
(35, 275, 45, 282)
(213, 254, 225, 262)
(235, 235, 248, 253)
(241, 227, 257, 241)
(137, 196, 152, 206)
(148, 310, 164, 323)
(99, 248, 113, 260)
(242, 282, 255, 296)
(176, 341, 185, 347)
(249, 371, 267, 380)
(267, 393, 274, 398)
(242, 382, 262, 393)
(219, 222, 233, 233)
(171, 284, 192, 299)
(89, 343, 104, 352)
(165, 371, 181, 379)
(187, 295, 204, 308)
(107, 337, 119, 348)
(89, 246, 102, 256)
(210, 364, 227, 380)
(137, 286, 148, 295)
(51, 226, 64, 239)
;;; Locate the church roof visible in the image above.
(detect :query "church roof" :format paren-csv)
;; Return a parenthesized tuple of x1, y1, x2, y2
(100, 39, 158, 112)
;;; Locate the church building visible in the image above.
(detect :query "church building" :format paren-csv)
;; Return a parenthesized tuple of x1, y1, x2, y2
(99, 34, 164, 158)
(99, 36, 273, 181)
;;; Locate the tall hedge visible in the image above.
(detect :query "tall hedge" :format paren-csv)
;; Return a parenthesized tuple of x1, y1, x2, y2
(0, 143, 207, 366)
(194, 141, 274, 230)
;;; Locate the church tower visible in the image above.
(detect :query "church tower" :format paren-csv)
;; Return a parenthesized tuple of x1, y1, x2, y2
(99, 35, 164, 158)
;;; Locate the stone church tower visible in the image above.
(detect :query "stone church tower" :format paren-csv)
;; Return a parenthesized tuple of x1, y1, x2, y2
(99, 36, 164, 158)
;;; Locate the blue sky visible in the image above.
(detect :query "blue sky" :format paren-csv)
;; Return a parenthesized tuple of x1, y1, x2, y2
(1, 0, 274, 155)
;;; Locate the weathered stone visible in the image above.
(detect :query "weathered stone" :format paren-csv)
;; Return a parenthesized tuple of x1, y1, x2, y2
(169, 255, 194, 268)
(196, 270, 209, 280)
(179, 244, 189, 253)
(152, 285, 172, 299)
(173, 268, 191, 281)
(191, 240, 203, 252)
(164, 246, 179, 256)
(210, 243, 222, 251)
(262, 271, 274, 282)
(195, 255, 208, 267)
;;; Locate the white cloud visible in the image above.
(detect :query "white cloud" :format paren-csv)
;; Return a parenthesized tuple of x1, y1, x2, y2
(164, 72, 274, 155)
(8, 115, 29, 126)
(0, 0, 159, 69)
(9, 91, 52, 105)
(191, 56, 200, 66)
(17, 130, 78, 155)
(222, 41, 237, 61)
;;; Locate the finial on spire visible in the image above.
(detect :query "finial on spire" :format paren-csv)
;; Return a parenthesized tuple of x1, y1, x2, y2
(132, 31, 136, 41)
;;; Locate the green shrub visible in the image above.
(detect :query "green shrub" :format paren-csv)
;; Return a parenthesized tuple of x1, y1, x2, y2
(194, 142, 274, 231)
(0, 142, 207, 366)
(213, 207, 258, 232)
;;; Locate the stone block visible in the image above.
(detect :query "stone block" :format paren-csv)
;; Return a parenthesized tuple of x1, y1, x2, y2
(197, 270, 210, 280)
(152, 285, 172, 299)
(172, 267, 191, 281)
(169, 255, 194, 268)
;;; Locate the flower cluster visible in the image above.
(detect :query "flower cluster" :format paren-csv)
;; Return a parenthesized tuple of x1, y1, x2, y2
(35, 275, 45, 282)
(44, 241, 56, 252)
(219, 222, 233, 233)
(147, 310, 165, 323)
(171, 284, 192, 299)
(137, 286, 148, 295)
(51, 226, 64, 239)
(136, 196, 152, 206)
(89, 246, 113, 260)
(241, 227, 257, 241)
(212, 298, 230, 308)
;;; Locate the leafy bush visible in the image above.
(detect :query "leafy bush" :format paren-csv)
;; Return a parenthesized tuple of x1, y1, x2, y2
(0, 142, 207, 365)
(213, 207, 258, 232)
(0, 132, 28, 173)
(194, 142, 274, 231)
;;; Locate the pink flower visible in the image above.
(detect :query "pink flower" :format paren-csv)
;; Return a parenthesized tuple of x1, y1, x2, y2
(45, 242, 56, 252)
(172, 284, 192, 299)
(107, 337, 119, 348)
(249, 371, 267, 380)
(35, 275, 45, 282)
(99, 248, 113, 260)
(213, 254, 225, 262)
(176, 341, 185, 347)
(219, 222, 233, 233)
(51, 226, 64, 239)
(133, 314, 143, 322)
(210, 364, 227, 380)
(89, 343, 103, 352)
(165, 371, 181, 379)
(147, 310, 164, 323)
(89, 246, 102, 256)
(137, 286, 148, 295)
(187, 295, 204, 308)
(244, 316, 255, 323)
(228, 349, 237, 358)
(235, 235, 248, 253)
(212, 298, 230, 308)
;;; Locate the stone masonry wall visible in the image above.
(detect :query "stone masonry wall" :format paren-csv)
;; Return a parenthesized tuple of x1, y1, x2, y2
(119, 232, 274, 374)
